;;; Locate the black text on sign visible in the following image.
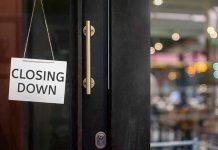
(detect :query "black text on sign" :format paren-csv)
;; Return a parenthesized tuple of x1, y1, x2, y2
(8, 58, 67, 104)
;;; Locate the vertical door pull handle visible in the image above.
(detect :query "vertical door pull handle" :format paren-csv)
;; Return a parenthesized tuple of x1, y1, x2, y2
(83, 20, 95, 95)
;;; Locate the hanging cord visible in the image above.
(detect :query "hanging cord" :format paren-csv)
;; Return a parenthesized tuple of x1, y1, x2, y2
(23, 0, 55, 60)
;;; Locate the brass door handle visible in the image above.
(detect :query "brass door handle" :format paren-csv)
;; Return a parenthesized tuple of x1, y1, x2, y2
(83, 20, 95, 95)
(86, 21, 91, 95)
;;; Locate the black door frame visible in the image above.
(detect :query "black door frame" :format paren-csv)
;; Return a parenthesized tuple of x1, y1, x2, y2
(110, 0, 149, 149)
(71, 0, 149, 149)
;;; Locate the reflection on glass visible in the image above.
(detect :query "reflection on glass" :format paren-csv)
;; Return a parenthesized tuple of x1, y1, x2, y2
(0, 0, 71, 149)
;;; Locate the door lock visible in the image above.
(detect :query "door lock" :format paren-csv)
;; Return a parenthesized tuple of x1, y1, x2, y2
(95, 132, 106, 149)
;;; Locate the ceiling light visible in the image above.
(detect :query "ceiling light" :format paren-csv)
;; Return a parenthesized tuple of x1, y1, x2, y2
(153, 0, 163, 6)
(150, 47, 155, 55)
(154, 42, 163, 51)
(172, 33, 180, 41)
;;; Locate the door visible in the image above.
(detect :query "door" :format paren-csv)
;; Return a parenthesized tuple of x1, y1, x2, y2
(81, 0, 149, 149)
(0, 0, 149, 149)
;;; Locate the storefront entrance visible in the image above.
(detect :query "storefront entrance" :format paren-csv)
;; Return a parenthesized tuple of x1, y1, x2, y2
(0, 0, 149, 149)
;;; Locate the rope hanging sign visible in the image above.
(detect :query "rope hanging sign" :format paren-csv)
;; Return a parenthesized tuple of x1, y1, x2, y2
(8, 0, 67, 104)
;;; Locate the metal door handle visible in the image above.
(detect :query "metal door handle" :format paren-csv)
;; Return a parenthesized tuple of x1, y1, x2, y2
(86, 21, 91, 95)
(83, 20, 95, 95)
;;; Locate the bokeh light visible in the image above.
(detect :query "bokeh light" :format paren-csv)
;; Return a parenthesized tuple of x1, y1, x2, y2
(172, 32, 180, 41)
(153, 0, 163, 6)
(207, 26, 215, 34)
(154, 42, 163, 51)
(150, 47, 156, 55)
(213, 63, 218, 70)
(213, 71, 218, 79)
(210, 31, 217, 39)
(168, 72, 177, 80)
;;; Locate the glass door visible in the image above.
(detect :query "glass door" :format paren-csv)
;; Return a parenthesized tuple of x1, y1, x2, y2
(0, 0, 76, 149)
(22, 0, 77, 150)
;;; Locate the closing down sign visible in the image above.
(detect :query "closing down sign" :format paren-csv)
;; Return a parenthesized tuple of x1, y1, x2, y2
(9, 58, 67, 104)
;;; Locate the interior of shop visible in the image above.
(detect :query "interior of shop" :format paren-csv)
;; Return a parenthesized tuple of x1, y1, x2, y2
(151, 0, 218, 149)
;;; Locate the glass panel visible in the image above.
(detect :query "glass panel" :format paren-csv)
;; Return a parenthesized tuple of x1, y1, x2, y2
(0, 0, 71, 150)
(22, 0, 71, 150)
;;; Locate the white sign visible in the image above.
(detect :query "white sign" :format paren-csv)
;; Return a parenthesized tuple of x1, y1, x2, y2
(8, 57, 67, 104)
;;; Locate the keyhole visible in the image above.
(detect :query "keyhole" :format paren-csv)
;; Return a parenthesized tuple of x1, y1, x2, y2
(98, 135, 104, 140)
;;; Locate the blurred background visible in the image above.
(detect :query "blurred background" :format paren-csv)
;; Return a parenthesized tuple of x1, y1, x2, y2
(150, 0, 218, 149)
